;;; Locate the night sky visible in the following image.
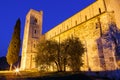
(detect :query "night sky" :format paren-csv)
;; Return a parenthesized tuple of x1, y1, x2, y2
(0, 0, 95, 57)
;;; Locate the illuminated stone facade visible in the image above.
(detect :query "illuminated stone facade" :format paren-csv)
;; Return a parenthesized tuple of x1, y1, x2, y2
(20, 9, 43, 70)
(21, 0, 120, 71)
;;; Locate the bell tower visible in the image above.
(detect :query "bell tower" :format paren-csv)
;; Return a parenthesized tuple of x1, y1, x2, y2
(21, 9, 43, 70)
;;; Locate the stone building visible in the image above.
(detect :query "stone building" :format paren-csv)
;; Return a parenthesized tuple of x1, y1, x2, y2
(20, 10, 43, 70)
(21, 0, 120, 71)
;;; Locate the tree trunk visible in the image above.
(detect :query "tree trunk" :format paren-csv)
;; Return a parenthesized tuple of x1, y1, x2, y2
(57, 49, 62, 71)
(10, 64, 13, 71)
(63, 58, 66, 71)
(55, 61, 59, 71)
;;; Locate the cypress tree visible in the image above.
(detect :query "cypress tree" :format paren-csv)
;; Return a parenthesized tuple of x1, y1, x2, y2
(6, 18, 21, 70)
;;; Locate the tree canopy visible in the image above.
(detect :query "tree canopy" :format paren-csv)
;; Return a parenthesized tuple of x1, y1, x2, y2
(6, 18, 21, 70)
(62, 37, 84, 71)
(36, 36, 85, 71)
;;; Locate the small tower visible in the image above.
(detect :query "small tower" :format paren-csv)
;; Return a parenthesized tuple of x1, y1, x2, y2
(20, 9, 43, 70)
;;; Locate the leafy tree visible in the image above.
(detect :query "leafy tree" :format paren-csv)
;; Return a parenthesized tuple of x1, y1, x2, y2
(36, 36, 84, 72)
(36, 40, 51, 71)
(36, 40, 62, 71)
(60, 41, 69, 71)
(6, 18, 21, 70)
(62, 36, 85, 71)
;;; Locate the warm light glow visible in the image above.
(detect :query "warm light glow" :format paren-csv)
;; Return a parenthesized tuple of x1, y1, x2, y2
(15, 68, 19, 73)
(14, 65, 21, 75)
(14, 68, 21, 75)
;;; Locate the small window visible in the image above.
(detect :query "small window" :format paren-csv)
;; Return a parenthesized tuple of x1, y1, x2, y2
(30, 16, 37, 25)
(96, 23, 99, 29)
(85, 15, 87, 21)
(109, 57, 114, 62)
(34, 30, 36, 34)
(75, 21, 77, 25)
(99, 8, 101, 14)
(34, 18, 37, 23)
(67, 26, 68, 29)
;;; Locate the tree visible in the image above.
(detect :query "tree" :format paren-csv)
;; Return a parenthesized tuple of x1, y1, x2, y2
(60, 41, 69, 71)
(36, 40, 50, 71)
(36, 40, 62, 71)
(6, 18, 21, 70)
(36, 36, 85, 72)
(62, 36, 85, 71)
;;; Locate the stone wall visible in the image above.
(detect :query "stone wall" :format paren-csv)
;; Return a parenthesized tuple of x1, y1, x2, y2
(45, 12, 117, 71)
(21, 9, 43, 70)
(45, 0, 106, 40)
(21, 0, 120, 71)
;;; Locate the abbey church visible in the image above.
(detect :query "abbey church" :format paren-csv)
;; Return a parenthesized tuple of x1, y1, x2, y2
(20, 0, 120, 71)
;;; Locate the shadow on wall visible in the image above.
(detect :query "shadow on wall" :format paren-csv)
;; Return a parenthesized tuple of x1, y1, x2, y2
(96, 23, 120, 70)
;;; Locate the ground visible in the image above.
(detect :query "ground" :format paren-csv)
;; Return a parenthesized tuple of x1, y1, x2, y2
(0, 70, 110, 80)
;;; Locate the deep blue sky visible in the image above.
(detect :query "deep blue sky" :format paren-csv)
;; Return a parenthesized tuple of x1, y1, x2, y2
(0, 0, 95, 57)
